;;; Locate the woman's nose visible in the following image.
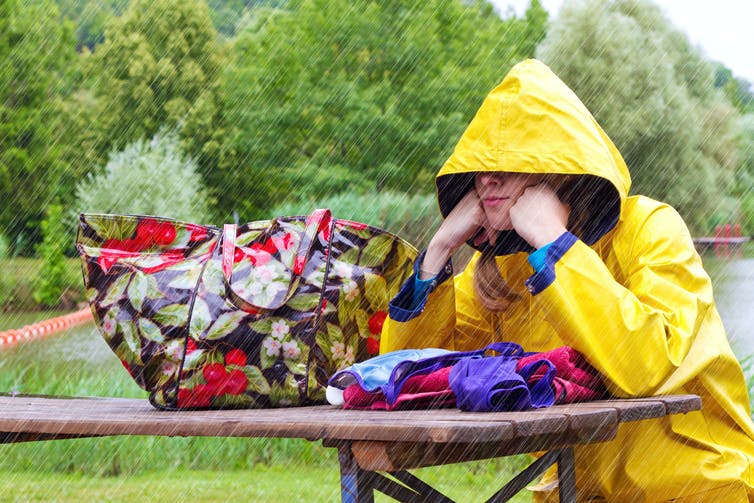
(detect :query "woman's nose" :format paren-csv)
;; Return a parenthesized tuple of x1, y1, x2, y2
(477, 173, 503, 186)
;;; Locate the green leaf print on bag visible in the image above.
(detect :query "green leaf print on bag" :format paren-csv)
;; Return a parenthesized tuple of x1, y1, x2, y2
(153, 304, 189, 327)
(202, 311, 246, 340)
(77, 210, 417, 410)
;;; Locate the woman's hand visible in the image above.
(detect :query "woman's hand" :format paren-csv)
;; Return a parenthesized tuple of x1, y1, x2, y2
(421, 191, 491, 278)
(509, 183, 570, 249)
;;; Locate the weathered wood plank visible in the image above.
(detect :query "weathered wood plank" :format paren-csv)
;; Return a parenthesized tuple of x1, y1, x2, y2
(347, 420, 619, 472)
(0, 396, 515, 443)
(0, 394, 701, 448)
(628, 395, 702, 415)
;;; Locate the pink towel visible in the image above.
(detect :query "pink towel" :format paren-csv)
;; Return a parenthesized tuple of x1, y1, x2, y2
(343, 366, 455, 410)
(516, 347, 605, 404)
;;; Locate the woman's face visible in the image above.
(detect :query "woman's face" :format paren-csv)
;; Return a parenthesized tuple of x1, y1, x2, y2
(474, 172, 544, 230)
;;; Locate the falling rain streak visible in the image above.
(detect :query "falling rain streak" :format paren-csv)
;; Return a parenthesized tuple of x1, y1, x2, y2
(1, 0, 753, 501)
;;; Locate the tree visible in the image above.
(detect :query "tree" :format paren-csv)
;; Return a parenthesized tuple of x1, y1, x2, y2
(57, 0, 128, 51)
(86, 0, 224, 171)
(0, 0, 78, 254)
(714, 64, 754, 115)
(519, 0, 549, 58)
(536, 0, 741, 232)
(216, 0, 547, 220)
(733, 114, 754, 233)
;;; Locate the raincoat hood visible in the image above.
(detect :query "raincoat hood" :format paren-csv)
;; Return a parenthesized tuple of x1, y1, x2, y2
(436, 59, 631, 255)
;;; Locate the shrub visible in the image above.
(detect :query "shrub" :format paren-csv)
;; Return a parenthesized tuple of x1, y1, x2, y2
(32, 205, 68, 307)
(270, 190, 441, 249)
(0, 265, 17, 309)
(74, 128, 212, 224)
(0, 233, 9, 260)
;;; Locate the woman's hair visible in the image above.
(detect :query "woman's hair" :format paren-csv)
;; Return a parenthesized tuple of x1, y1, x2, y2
(473, 174, 585, 311)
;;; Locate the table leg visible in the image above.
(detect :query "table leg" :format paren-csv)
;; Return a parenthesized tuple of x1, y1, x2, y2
(557, 448, 576, 503)
(338, 442, 375, 503)
(336, 442, 446, 502)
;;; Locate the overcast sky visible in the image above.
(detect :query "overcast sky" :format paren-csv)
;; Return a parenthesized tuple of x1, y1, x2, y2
(491, 0, 754, 84)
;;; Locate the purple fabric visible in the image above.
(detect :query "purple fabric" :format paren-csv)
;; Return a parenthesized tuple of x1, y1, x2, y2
(335, 342, 587, 412)
(382, 342, 510, 404)
(330, 342, 522, 406)
(449, 351, 556, 412)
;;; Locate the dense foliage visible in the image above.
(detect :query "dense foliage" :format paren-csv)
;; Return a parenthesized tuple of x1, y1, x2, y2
(1, 0, 754, 306)
(85, 0, 225, 171)
(215, 0, 545, 219)
(33, 205, 68, 307)
(0, 0, 77, 253)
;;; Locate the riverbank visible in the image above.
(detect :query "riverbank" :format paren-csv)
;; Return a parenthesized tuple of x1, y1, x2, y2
(0, 257, 85, 312)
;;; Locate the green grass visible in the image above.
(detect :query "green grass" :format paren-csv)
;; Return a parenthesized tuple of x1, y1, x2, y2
(0, 463, 533, 502)
(0, 326, 532, 502)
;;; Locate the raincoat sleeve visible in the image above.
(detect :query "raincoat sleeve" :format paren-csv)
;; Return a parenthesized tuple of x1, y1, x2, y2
(380, 252, 493, 353)
(535, 201, 714, 397)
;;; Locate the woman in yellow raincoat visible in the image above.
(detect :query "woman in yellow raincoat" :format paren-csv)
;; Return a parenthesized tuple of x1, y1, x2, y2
(381, 59, 754, 501)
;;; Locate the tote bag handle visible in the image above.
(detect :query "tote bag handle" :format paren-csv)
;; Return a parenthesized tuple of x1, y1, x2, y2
(221, 208, 333, 311)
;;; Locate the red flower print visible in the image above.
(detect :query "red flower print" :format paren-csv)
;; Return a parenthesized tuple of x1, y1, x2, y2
(186, 224, 208, 241)
(153, 222, 177, 246)
(202, 363, 228, 385)
(186, 339, 198, 353)
(368, 311, 387, 335)
(102, 239, 122, 251)
(366, 336, 380, 355)
(97, 255, 118, 273)
(225, 348, 247, 366)
(96, 244, 142, 273)
(234, 247, 245, 263)
(271, 233, 295, 252)
(177, 388, 194, 407)
(131, 234, 153, 251)
(141, 250, 187, 274)
(241, 305, 260, 315)
(223, 370, 248, 395)
(293, 256, 306, 275)
(246, 243, 272, 265)
(190, 383, 215, 407)
(261, 238, 278, 254)
(337, 219, 368, 231)
(136, 218, 160, 245)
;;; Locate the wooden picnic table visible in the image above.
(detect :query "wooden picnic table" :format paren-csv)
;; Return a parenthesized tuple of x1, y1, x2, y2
(0, 393, 701, 502)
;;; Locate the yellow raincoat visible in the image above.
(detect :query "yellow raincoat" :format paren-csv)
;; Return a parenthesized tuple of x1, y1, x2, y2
(381, 59, 754, 501)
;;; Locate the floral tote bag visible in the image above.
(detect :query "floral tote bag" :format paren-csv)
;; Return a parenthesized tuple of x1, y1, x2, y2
(76, 209, 417, 410)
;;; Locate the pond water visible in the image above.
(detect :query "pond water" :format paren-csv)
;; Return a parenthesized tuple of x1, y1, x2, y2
(706, 256, 754, 359)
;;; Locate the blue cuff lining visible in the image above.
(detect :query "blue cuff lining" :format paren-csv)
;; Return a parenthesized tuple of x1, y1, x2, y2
(412, 275, 436, 306)
(527, 242, 553, 272)
(389, 249, 453, 322)
(524, 232, 578, 295)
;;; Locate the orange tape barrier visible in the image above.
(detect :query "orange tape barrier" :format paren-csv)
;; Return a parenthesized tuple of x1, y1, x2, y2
(0, 308, 93, 349)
